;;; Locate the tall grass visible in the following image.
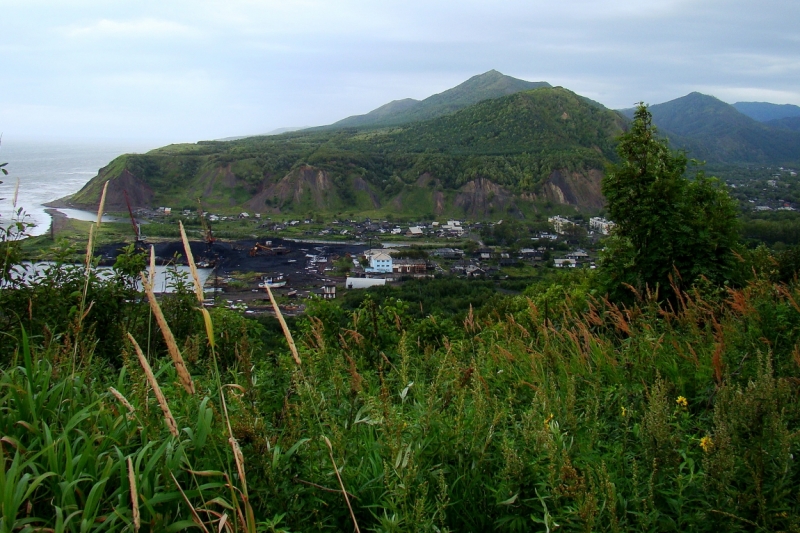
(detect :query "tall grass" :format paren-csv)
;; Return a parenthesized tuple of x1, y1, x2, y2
(1, 214, 799, 530)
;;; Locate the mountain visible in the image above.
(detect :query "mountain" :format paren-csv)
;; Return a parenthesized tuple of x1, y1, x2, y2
(622, 93, 800, 164)
(67, 86, 623, 218)
(732, 102, 800, 122)
(330, 70, 551, 129)
(766, 116, 800, 132)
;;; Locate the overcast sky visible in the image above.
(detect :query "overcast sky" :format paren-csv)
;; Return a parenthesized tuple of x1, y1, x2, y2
(2, 0, 798, 144)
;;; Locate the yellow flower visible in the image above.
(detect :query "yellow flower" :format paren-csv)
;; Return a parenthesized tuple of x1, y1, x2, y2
(621, 406, 627, 417)
(676, 396, 688, 408)
(544, 413, 554, 427)
(700, 436, 713, 453)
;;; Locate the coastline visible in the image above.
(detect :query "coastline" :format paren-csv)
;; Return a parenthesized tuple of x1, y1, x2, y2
(42, 196, 76, 210)
(43, 208, 69, 237)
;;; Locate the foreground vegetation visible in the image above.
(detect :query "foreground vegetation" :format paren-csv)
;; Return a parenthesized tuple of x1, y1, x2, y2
(2, 245, 799, 531)
(2, 105, 799, 532)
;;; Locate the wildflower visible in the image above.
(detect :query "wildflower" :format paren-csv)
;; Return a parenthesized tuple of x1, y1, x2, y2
(676, 396, 688, 408)
(621, 406, 627, 417)
(700, 436, 713, 453)
(544, 413, 554, 427)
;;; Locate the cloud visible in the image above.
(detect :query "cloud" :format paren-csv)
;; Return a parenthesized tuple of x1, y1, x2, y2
(64, 18, 199, 39)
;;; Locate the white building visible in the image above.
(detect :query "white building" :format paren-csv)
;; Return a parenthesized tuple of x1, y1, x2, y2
(589, 217, 615, 235)
(548, 215, 574, 235)
(365, 252, 393, 273)
(554, 258, 577, 268)
(346, 277, 387, 289)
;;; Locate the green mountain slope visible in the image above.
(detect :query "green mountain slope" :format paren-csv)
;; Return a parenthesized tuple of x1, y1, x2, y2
(766, 116, 800, 132)
(331, 70, 551, 128)
(623, 93, 800, 164)
(69, 87, 622, 217)
(732, 101, 800, 122)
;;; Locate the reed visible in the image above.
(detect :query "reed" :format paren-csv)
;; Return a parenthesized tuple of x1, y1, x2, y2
(109, 386, 135, 414)
(128, 332, 179, 437)
(265, 284, 302, 366)
(127, 456, 140, 532)
(140, 271, 195, 394)
(323, 435, 361, 533)
(180, 221, 205, 303)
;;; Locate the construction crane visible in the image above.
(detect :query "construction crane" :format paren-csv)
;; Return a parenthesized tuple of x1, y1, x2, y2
(197, 199, 215, 247)
(123, 189, 145, 244)
(249, 242, 273, 257)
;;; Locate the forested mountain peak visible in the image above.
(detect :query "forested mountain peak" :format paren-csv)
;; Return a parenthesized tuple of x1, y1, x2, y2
(330, 70, 551, 129)
(620, 92, 800, 164)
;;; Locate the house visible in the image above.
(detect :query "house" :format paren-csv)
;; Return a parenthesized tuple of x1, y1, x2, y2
(393, 258, 427, 274)
(431, 248, 463, 259)
(365, 252, 393, 273)
(566, 250, 589, 261)
(554, 258, 577, 268)
(346, 277, 386, 289)
(321, 284, 336, 299)
(407, 226, 423, 236)
(464, 265, 486, 277)
(476, 248, 494, 260)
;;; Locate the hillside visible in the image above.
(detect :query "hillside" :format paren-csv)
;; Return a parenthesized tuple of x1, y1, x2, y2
(732, 101, 800, 122)
(330, 70, 551, 129)
(623, 93, 800, 164)
(766, 116, 800, 132)
(68, 86, 623, 217)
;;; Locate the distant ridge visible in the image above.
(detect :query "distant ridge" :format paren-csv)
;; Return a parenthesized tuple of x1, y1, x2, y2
(636, 92, 800, 164)
(766, 116, 800, 132)
(217, 127, 308, 142)
(329, 70, 551, 129)
(732, 102, 800, 123)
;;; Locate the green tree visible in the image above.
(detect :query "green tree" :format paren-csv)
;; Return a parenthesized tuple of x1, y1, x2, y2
(600, 104, 739, 301)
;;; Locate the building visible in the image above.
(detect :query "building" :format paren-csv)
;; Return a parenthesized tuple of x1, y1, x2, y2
(365, 252, 393, 273)
(393, 258, 427, 274)
(566, 250, 589, 261)
(589, 217, 615, 235)
(548, 216, 575, 235)
(346, 277, 387, 289)
(431, 248, 463, 259)
(554, 258, 577, 268)
(322, 284, 336, 299)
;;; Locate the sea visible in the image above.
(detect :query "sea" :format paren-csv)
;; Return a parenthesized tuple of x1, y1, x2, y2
(0, 140, 216, 292)
(0, 140, 157, 237)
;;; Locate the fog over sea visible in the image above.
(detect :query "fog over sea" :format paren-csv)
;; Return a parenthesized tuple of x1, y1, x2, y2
(0, 140, 157, 236)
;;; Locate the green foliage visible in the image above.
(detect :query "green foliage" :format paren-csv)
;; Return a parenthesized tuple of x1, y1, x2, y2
(629, 92, 800, 165)
(69, 88, 623, 218)
(2, 254, 800, 529)
(600, 104, 740, 301)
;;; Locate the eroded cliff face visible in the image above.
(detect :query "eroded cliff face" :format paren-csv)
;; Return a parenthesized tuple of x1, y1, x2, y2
(352, 177, 381, 209)
(539, 169, 604, 209)
(454, 178, 518, 218)
(69, 169, 155, 211)
(246, 165, 334, 211)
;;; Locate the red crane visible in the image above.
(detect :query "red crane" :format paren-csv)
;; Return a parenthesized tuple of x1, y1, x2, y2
(197, 199, 215, 246)
(123, 189, 144, 243)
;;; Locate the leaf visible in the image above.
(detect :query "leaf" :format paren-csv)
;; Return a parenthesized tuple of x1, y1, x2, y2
(498, 492, 519, 505)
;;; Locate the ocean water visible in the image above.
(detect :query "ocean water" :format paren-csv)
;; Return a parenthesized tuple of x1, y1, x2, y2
(0, 140, 156, 237)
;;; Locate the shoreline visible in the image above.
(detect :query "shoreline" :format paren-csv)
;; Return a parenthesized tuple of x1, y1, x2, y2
(43, 208, 69, 237)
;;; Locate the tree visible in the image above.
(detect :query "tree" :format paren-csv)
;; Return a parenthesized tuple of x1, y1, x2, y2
(599, 104, 739, 301)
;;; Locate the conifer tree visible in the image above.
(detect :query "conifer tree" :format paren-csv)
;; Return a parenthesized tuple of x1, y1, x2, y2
(600, 103, 739, 300)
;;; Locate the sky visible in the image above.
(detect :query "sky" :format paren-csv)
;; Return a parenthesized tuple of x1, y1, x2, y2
(1, 0, 799, 144)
